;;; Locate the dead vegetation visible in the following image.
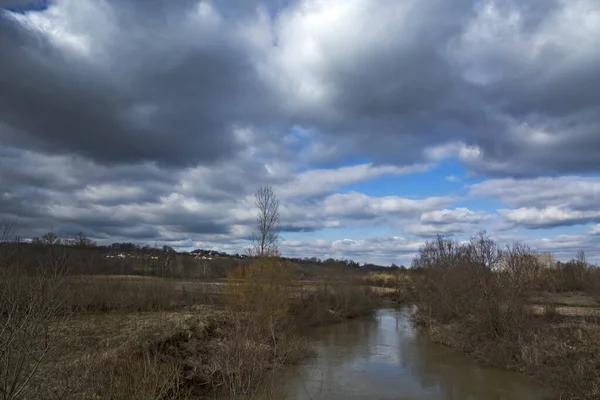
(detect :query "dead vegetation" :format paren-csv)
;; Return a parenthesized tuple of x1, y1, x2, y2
(0, 184, 401, 399)
(413, 231, 600, 400)
(0, 262, 70, 400)
(63, 275, 222, 313)
(0, 199, 383, 400)
(0, 253, 378, 399)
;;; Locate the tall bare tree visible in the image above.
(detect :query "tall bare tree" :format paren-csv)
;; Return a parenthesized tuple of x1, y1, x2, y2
(250, 185, 280, 257)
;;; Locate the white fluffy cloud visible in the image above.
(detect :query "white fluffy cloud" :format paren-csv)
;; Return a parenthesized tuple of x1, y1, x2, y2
(470, 177, 600, 209)
(500, 207, 600, 229)
(404, 223, 473, 238)
(276, 163, 430, 199)
(471, 177, 600, 228)
(420, 208, 492, 225)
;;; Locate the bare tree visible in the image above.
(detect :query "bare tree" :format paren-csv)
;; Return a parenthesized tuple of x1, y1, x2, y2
(0, 224, 14, 244)
(576, 249, 587, 267)
(73, 232, 95, 248)
(250, 186, 280, 257)
(467, 230, 503, 269)
(41, 232, 60, 246)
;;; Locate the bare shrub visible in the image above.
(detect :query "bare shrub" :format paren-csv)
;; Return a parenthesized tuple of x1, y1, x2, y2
(413, 233, 600, 398)
(212, 256, 309, 398)
(0, 227, 70, 400)
(89, 351, 184, 400)
(293, 283, 376, 327)
(557, 261, 589, 292)
(414, 233, 540, 363)
(190, 314, 303, 399)
(541, 303, 561, 322)
(412, 235, 474, 323)
(586, 267, 600, 304)
(47, 349, 186, 400)
(227, 258, 292, 317)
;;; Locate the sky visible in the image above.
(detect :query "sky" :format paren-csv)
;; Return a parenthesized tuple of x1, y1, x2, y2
(0, 0, 599, 266)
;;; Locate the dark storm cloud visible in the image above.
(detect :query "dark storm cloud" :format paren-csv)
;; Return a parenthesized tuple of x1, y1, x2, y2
(92, 225, 163, 241)
(0, 0, 44, 7)
(0, 1, 270, 167)
(1, 0, 599, 255)
(0, 146, 235, 241)
(3, 0, 599, 175)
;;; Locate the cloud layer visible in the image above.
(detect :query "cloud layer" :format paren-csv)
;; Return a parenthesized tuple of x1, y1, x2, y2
(1, 0, 599, 264)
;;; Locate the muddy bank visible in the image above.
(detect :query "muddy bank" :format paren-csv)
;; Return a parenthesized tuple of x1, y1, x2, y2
(418, 314, 600, 400)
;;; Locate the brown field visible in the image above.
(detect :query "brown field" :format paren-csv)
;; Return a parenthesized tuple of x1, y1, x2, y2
(1, 255, 401, 400)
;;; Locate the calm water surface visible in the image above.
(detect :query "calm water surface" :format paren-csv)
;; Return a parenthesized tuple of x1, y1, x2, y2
(264, 307, 549, 400)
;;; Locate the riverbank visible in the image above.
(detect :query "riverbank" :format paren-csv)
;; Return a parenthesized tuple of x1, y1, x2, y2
(412, 233, 600, 400)
(41, 293, 380, 399)
(8, 264, 391, 399)
(420, 316, 600, 399)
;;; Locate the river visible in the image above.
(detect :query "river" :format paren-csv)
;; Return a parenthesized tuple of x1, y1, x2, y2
(262, 307, 549, 400)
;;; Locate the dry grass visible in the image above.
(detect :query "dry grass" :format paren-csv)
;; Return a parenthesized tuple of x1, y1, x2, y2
(36, 310, 209, 399)
(0, 236, 384, 400)
(63, 275, 223, 312)
(532, 292, 598, 308)
(360, 272, 411, 287)
(529, 305, 600, 318)
(19, 258, 377, 399)
(529, 292, 600, 319)
(27, 306, 305, 399)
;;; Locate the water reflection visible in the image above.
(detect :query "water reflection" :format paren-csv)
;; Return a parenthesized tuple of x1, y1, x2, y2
(264, 308, 548, 400)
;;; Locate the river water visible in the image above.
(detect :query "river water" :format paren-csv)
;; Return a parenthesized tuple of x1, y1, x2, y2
(264, 307, 549, 400)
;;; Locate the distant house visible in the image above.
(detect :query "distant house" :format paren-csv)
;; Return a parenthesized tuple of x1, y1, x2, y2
(191, 249, 224, 260)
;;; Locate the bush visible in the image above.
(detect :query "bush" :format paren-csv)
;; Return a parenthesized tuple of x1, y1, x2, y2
(557, 261, 589, 292)
(0, 243, 70, 400)
(414, 233, 540, 346)
(587, 267, 600, 304)
(413, 234, 600, 399)
(217, 257, 308, 398)
(292, 283, 376, 327)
